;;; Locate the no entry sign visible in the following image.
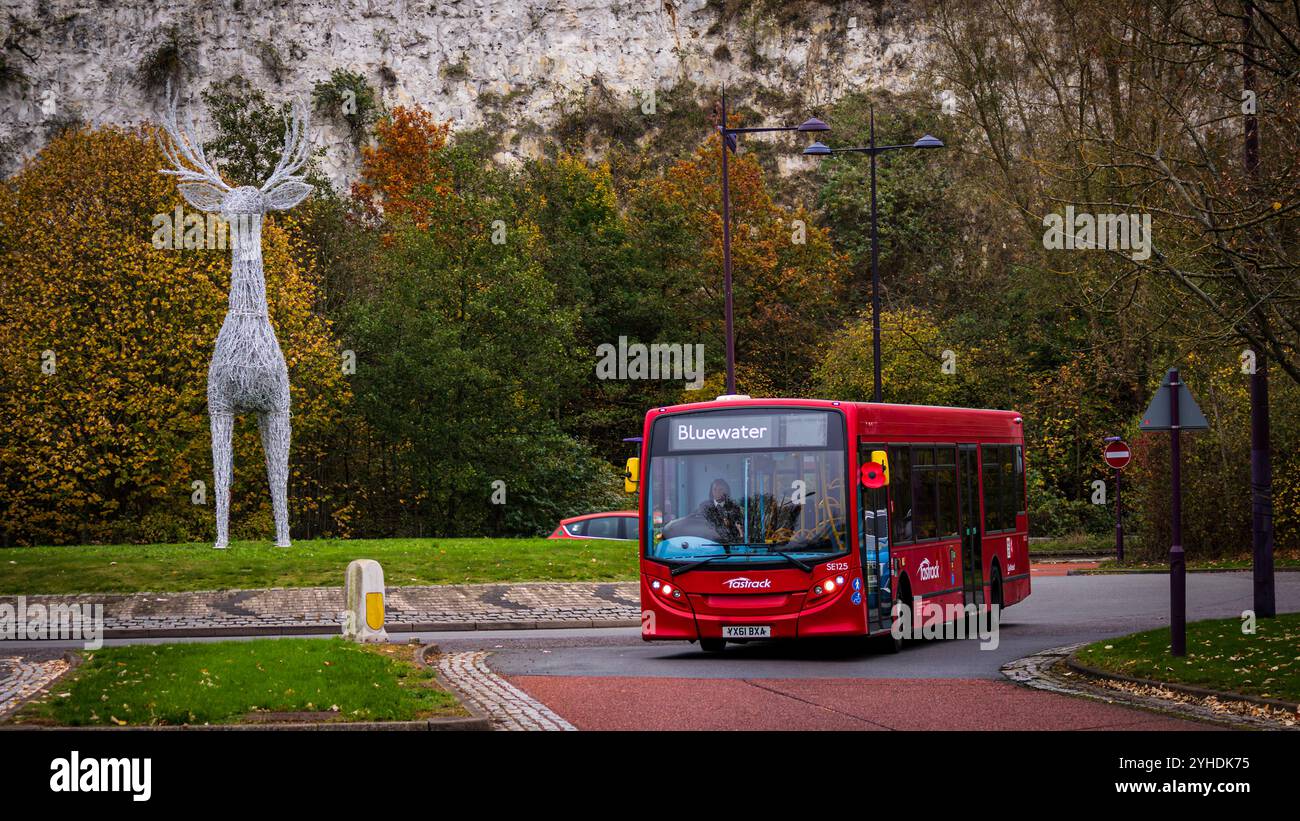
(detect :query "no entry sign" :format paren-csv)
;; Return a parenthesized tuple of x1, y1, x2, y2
(1104, 440, 1131, 470)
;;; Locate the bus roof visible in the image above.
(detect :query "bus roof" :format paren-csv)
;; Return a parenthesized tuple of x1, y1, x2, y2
(646, 396, 1023, 441)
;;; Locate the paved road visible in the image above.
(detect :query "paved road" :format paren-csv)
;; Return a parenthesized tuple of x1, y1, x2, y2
(477, 571, 1299, 729)
(484, 572, 1300, 680)
(5, 572, 1296, 730)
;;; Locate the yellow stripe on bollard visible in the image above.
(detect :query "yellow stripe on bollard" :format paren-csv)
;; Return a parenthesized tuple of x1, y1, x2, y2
(365, 592, 384, 630)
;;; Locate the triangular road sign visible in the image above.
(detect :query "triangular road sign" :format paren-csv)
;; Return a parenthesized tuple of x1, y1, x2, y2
(1138, 370, 1209, 431)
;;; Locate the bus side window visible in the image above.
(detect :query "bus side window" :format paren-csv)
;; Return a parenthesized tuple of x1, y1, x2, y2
(981, 445, 1000, 532)
(889, 446, 913, 544)
(874, 507, 890, 562)
(862, 508, 877, 550)
(863, 504, 888, 541)
(1014, 445, 1026, 516)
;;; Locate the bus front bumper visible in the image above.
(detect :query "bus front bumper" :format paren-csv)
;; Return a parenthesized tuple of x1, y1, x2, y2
(640, 574, 868, 641)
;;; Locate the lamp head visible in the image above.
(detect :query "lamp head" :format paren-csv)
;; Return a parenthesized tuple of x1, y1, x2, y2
(802, 141, 832, 156)
(913, 134, 944, 149)
(796, 117, 830, 133)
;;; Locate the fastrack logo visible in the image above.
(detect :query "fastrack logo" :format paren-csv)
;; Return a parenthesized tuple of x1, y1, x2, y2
(723, 577, 772, 590)
(917, 558, 941, 582)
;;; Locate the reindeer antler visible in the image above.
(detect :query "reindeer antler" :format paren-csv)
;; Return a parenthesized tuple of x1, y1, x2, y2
(260, 97, 311, 192)
(157, 83, 232, 191)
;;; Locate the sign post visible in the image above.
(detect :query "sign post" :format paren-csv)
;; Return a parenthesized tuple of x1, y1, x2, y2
(1103, 438, 1131, 563)
(1139, 368, 1209, 657)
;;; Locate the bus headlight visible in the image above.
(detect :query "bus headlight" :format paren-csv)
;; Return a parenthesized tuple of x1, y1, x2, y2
(651, 579, 684, 603)
(811, 575, 852, 599)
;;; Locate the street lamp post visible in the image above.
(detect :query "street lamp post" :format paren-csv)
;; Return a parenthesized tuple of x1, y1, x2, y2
(716, 92, 829, 395)
(804, 105, 944, 402)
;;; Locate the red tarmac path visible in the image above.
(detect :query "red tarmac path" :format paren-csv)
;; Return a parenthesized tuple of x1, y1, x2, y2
(508, 675, 1209, 731)
(496, 563, 1250, 731)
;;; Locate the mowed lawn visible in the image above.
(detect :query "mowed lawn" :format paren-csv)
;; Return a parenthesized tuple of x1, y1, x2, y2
(0, 537, 637, 595)
(12, 639, 464, 726)
(1091, 550, 1300, 572)
(1075, 612, 1300, 703)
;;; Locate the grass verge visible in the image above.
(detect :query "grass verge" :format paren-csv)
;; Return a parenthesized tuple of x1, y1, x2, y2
(10, 638, 466, 726)
(0, 537, 636, 595)
(1030, 533, 1113, 556)
(1087, 549, 1300, 573)
(1074, 612, 1300, 704)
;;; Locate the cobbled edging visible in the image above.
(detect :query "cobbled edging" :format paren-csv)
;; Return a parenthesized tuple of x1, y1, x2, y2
(1001, 643, 1297, 730)
(0, 654, 73, 719)
(0, 582, 640, 638)
(435, 650, 576, 731)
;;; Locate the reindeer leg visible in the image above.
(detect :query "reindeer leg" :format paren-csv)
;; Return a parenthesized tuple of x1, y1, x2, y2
(259, 410, 292, 547)
(210, 412, 234, 549)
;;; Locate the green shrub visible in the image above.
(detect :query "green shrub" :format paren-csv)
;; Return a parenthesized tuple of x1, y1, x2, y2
(312, 69, 381, 144)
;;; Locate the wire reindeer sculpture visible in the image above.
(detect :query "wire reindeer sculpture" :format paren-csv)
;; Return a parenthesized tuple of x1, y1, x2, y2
(158, 93, 312, 548)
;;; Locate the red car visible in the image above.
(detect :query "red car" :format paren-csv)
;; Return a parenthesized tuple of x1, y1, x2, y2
(548, 511, 638, 541)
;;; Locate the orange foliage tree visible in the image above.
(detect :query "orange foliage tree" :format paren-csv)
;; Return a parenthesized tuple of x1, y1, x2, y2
(351, 105, 452, 225)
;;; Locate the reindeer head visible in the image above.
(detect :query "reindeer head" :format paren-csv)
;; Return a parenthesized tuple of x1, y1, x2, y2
(158, 90, 312, 256)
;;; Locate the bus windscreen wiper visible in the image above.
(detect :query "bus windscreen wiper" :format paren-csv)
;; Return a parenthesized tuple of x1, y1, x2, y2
(760, 548, 815, 573)
(718, 543, 816, 573)
(670, 554, 732, 576)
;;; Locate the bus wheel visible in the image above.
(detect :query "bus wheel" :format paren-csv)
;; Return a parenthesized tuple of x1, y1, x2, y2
(990, 566, 1004, 610)
(879, 584, 909, 653)
(875, 630, 903, 654)
(699, 638, 725, 653)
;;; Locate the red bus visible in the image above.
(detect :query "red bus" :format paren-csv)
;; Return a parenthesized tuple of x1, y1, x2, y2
(631, 396, 1030, 651)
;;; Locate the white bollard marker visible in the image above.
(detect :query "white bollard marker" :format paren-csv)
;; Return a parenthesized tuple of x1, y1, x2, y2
(343, 559, 389, 642)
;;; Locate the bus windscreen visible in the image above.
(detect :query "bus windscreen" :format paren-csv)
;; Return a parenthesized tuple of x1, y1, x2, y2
(645, 409, 848, 567)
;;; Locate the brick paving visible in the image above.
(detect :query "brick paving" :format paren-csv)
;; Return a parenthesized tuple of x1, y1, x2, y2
(0, 654, 69, 719)
(436, 651, 575, 731)
(0, 582, 640, 638)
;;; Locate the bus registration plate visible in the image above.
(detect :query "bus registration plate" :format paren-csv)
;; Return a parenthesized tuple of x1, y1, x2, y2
(722, 625, 770, 639)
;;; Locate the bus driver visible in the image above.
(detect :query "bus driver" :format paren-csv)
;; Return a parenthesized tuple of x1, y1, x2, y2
(697, 478, 743, 541)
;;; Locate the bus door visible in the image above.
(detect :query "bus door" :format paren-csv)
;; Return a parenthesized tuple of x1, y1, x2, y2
(858, 444, 893, 632)
(958, 444, 984, 608)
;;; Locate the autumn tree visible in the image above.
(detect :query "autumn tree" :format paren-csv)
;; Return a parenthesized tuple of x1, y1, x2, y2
(351, 105, 452, 224)
(814, 307, 969, 407)
(520, 153, 694, 456)
(920, 0, 1300, 547)
(628, 133, 851, 396)
(932, 0, 1299, 382)
(335, 120, 624, 532)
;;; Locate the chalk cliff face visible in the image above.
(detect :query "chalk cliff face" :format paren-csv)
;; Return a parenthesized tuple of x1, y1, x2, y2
(0, 0, 933, 182)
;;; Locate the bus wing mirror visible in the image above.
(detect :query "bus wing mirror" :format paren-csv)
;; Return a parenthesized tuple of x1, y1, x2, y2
(624, 457, 640, 493)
